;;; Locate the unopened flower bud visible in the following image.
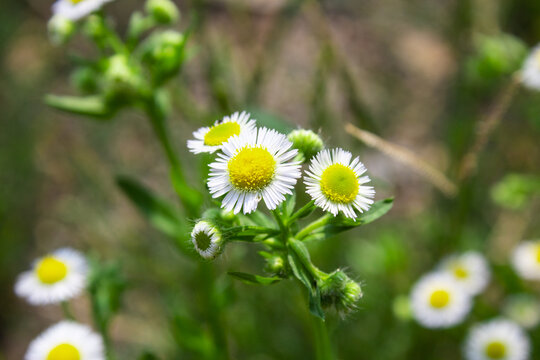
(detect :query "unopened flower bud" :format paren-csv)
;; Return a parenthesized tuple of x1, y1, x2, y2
(141, 30, 186, 85)
(502, 294, 540, 329)
(103, 55, 141, 103)
(146, 0, 180, 24)
(320, 269, 362, 316)
(83, 14, 108, 44)
(48, 15, 75, 46)
(288, 129, 324, 162)
(264, 255, 285, 275)
(71, 67, 100, 94)
(191, 221, 227, 260)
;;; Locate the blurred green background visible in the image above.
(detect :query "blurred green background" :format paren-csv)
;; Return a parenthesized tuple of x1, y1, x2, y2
(1, 0, 539, 359)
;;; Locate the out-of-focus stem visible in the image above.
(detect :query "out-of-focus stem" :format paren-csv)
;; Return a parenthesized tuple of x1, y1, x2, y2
(345, 123, 458, 197)
(313, 317, 334, 360)
(61, 301, 75, 320)
(458, 73, 521, 181)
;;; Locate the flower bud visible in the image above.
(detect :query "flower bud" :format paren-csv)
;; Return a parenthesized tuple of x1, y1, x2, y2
(502, 294, 540, 329)
(141, 31, 186, 85)
(83, 14, 108, 44)
(191, 221, 227, 260)
(103, 55, 141, 103)
(264, 255, 286, 276)
(48, 15, 75, 46)
(145, 0, 180, 24)
(288, 129, 324, 162)
(71, 67, 100, 94)
(319, 269, 362, 316)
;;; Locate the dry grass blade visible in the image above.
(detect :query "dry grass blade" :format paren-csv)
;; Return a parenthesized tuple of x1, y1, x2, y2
(458, 73, 522, 181)
(345, 123, 458, 197)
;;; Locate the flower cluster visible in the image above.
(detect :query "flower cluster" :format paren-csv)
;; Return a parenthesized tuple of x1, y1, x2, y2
(187, 111, 386, 317)
(408, 240, 540, 360)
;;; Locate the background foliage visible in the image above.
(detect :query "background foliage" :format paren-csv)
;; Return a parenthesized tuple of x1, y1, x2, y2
(1, 0, 539, 359)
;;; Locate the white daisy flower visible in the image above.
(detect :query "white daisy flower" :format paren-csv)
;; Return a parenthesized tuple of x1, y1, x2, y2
(439, 251, 491, 296)
(25, 321, 104, 360)
(511, 240, 540, 281)
(207, 127, 301, 214)
(187, 111, 257, 154)
(410, 272, 472, 329)
(464, 319, 530, 360)
(521, 45, 540, 90)
(52, 0, 114, 21)
(191, 221, 225, 260)
(304, 148, 375, 219)
(15, 248, 88, 305)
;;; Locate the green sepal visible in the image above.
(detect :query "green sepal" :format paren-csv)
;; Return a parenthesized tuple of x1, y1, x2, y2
(45, 94, 114, 118)
(227, 272, 282, 285)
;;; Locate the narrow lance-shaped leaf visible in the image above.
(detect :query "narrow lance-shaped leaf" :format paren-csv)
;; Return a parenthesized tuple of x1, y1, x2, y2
(227, 272, 282, 285)
(45, 94, 114, 118)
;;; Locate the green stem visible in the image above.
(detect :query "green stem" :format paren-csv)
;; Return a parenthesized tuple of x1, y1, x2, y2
(272, 209, 288, 239)
(296, 214, 332, 240)
(61, 301, 75, 320)
(286, 200, 315, 225)
(144, 93, 201, 217)
(313, 317, 334, 360)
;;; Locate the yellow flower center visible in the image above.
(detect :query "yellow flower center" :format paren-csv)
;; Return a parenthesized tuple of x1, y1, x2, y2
(485, 341, 507, 359)
(535, 245, 540, 264)
(47, 343, 81, 360)
(320, 164, 359, 204)
(204, 122, 241, 146)
(452, 265, 469, 279)
(228, 147, 276, 191)
(429, 289, 450, 309)
(36, 256, 68, 285)
(69, 0, 85, 4)
(194, 231, 212, 251)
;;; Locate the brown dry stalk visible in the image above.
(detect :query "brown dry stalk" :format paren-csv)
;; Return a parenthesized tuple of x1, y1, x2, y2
(345, 123, 458, 197)
(458, 73, 522, 181)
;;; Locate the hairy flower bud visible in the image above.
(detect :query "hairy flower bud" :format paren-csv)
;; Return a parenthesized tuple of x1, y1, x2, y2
(288, 129, 324, 162)
(103, 55, 141, 104)
(48, 15, 75, 46)
(319, 269, 362, 316)
(141, 31, 186, 85)
(264, 255, 286, 276)
(145, 0, 180, 24)
(191, 221, 227, 260)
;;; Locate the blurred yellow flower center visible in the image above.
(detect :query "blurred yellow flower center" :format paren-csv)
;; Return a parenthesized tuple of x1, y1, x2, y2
(204, 122, 241, 146)
(194, 231, 212, 251)
(320, 164, 359, 204)
(429, 289, 450, 308)
(535, 245, 540, 264)
(485, 341, 506, 359)
(69, 0, 85, 4)
(36, 256, 68, 285)
(47, 343, 80, 360)
(452, 265, 469, 279)
(228, 147, 276, 191)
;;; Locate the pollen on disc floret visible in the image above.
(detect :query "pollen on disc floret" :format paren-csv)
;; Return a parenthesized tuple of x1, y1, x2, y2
(207, 127, 301, 214)
(304, 148, 375, 219)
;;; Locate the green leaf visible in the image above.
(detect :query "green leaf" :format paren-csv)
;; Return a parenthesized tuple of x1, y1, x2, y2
(283, 193, 296, 218)
(228, 271, 282, 285)
(287, 240, 325, 319)
(116, 175, 185, 238)
(45, 94, 113, 118)
(138, 351, 160, 360)
(301, 198, 393, 241)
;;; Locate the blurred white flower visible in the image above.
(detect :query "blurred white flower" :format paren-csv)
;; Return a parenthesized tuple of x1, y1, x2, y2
(25, 321, 104, 360)
(511, 240, 540, 281)
(52, 0, 114, 21)
(410, 272, 472, 328)
(521, 45, 540, 90)
(188, 111, 256, 154)
(464, 319, 530, 360)
(304, 148, 375, 220)
(208, 127, 301, 214)
(503, 294, 540, 330)
(15, 248, 87, 305)
(439, 251, 491, 296)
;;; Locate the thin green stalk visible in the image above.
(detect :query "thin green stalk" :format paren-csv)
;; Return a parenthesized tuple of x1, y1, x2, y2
(61, 301, 75, 320)
(272, 209, 288, 240)
(287, 200, 315, 225)
(296, 214, 332, 240)
(313, 317, 334, 360)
